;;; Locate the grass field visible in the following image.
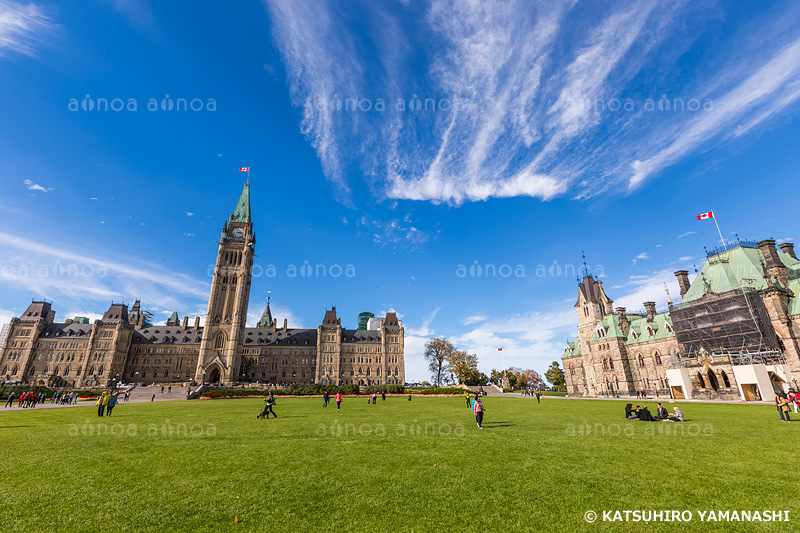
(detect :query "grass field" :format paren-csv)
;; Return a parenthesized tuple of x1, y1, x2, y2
(1, 396, 798, 532)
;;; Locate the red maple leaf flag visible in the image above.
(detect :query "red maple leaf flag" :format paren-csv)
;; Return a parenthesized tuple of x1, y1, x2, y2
(498, 347, 503, 351)
(239, 167, 250, 172)
(697, 211, 714, 220)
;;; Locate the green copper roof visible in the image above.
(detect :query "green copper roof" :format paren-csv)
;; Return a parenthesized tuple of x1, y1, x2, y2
(562, 337, 582, 358)
(257, 304, 273, 328)
(625, 312, 675, 345)
(167, 311, 179, 325)
(680, 245, 800, 305)
(231, 182, 251, 223)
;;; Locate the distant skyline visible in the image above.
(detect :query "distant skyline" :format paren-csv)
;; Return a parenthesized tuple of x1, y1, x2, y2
(2, 0, 800, 381)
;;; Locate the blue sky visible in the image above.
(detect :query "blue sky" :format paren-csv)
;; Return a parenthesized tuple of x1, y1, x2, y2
(1, 0, 800, 382)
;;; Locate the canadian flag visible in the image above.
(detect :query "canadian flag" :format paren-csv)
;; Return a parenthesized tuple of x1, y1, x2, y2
(239, 167, 250, 172)
(697, 211, 714, 220)
(498, 347, 503, 352)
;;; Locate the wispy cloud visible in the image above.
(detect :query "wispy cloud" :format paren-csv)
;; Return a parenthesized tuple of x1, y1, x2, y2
(464, 314, 487, 325)
(23, 178, 52, 192)
(0, 230, 209, 315)
(677, 231, 697, 238)
(0, 0, 54, 59)
(266, 1, 800, 206)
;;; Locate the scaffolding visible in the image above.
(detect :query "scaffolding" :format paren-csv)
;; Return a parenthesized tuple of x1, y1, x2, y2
(670, 288, 779, 361)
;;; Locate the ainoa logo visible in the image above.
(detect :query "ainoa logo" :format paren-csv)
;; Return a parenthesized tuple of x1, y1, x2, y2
(68, 94, 217, 112)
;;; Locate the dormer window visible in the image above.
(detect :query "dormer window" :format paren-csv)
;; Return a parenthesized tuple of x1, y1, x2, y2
(646, 326, 654, 336)
(631, 330, 639, 340)
(665, 322, 673, 333)
(583, 305, 589, 317)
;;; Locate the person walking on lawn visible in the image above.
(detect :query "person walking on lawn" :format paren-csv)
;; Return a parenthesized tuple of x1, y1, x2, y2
(97, 392, 108, 417)
(473, 396, 485, 429)
(106, 394, 117, 416)
(336, 391, 343, 411)
(775, 393, 791, 422)
(372, 392, 378, 405)
(323, 391, 330, 408)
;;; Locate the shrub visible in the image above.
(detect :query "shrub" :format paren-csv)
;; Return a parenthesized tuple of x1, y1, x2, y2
(0, 385, 55, 398)
(363, 384, 405, 394)
(409, 387, 467, 395)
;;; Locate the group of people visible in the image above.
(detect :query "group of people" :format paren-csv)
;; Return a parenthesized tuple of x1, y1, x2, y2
(4, 391, 81, 408)
(95, 392, 118, 417)
(520, 389, 542, 403)
(467, 393, 486, 429)
(625, 402, 683, 422)
(774, 392, 799, 422)
(634, 390, 651, 399)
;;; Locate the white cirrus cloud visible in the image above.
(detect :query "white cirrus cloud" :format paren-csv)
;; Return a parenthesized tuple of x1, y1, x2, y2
(0, 0, 55, 59)
(265, 1, 800, 206)
(23, 178, 52, 192)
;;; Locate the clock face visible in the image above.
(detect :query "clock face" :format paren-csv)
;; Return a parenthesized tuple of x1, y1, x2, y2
(231, 227, 244, 238)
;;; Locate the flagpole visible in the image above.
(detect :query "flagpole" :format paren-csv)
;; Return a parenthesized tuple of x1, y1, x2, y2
(712, 212, 726, 249)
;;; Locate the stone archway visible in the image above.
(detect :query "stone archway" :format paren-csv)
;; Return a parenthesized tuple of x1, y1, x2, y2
(208, 367, 221, 384)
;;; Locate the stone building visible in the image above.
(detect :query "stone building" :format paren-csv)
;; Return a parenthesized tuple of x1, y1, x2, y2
(0, 183, 405, 388)
(563, 238, 799, 400)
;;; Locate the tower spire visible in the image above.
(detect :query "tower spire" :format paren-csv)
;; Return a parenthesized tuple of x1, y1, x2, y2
(231, 181, 251, 223)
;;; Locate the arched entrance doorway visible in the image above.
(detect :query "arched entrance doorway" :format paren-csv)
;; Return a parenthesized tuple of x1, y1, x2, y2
(208, 367, 221, 384)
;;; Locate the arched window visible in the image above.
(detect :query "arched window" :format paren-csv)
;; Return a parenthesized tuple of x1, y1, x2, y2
(720, 371, 730, 388)
(98, 366, 104, 375)
(696, 372, 705, 388)
(707, 370, 719, 391)
(609, 358, 614, 370)
(64, 367, 70, 376)
(638, 353, 644, 367)
(11, 366, 18, 376)
(214, 332, 226, 350)
(89, 366, 95, 375)
(654, 351, 662, 365)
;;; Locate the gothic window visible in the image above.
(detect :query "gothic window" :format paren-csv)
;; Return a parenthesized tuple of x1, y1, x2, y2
(214, 332, 226, 349)
(721, 371, 730, 388)
(637, 353, 644, 367)
(609, 358, 614, 370)
(696, 372, 705, 388)
(654, 351, 662, 365)
(98, 366, 104, 375)
(89, 366, 95, 375)
(11, 366, 18, 376)
(583, 305, 589, 317)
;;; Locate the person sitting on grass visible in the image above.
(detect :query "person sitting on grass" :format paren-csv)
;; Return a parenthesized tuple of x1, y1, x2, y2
(625, 403, 637, 419)
(638, 405, 655, 421)
(655, 403, 669, 420)
(667, 407, 684, 422)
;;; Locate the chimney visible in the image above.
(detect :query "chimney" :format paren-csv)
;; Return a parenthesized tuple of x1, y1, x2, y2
(182, 316, 189, 330)
(779, 242, 797, 260)
(674, 270, 691, 298)
(758, 239, 788, 286)
(616, 307, 629, 337)
(65, 318, 73, 325)
(46, 310, 56, 324)
(283, 318, 288, 332)
(194, 316, 200, 330)
(643, 301, 657, 321)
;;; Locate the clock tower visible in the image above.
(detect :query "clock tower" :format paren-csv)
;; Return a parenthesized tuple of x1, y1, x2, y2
(195, 183, 255, 384)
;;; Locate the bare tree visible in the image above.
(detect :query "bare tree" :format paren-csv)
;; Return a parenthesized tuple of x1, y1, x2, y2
(424, 337, 454, 387)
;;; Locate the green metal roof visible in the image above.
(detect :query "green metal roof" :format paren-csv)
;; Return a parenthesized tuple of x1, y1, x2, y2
(625, 312, 675, 345)
(562, 337, 582, 358)
(680, 245, 800, 305)
(231, 182, 251, 223)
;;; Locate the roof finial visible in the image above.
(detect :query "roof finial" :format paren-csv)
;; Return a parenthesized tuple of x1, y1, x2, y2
(581, 250, 592, 278)
(267, 288, 271, 306)
(664, 282, 673, 306)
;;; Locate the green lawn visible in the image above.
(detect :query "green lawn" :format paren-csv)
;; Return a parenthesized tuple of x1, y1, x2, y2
(0, 396, 797, 532)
